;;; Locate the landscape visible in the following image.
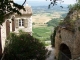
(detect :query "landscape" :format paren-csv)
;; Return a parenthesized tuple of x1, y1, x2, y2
(1, 0, 80, 60)
(32, 5, 68, 44)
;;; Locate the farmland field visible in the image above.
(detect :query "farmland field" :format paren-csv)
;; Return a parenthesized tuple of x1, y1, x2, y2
(33, 27, 53, 41)
(32, 6, 68, 43)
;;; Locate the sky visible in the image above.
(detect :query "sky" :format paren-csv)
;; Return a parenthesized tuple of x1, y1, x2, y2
(14, 0, 76, 6)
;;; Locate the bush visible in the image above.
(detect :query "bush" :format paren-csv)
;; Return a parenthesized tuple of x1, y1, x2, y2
(2, 32, 48, 60)
(50, 27, 57, 47)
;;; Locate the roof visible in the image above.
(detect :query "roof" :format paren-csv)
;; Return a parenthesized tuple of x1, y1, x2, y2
(18, 4, 32, 16)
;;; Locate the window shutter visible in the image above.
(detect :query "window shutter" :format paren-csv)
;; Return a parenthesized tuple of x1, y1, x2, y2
(24, 19, 28, 28)
(15, 19, 19, 28)
(12, 20, 15, 31)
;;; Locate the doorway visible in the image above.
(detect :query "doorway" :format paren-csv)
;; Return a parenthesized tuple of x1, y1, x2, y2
(58, 43, 71, 60)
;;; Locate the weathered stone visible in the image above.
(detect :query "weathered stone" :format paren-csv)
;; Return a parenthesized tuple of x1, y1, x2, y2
(55, 19, 80, 60)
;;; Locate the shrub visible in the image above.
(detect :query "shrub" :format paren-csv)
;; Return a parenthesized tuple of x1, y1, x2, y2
(50, 27, 57, 47)
(2, 32, 48, 60)
(32, 22, 35, 25)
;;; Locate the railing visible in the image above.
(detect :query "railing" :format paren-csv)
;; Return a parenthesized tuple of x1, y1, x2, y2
(58, 51, 70, 60)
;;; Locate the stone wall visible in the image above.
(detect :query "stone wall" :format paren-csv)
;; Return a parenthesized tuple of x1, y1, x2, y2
(55, 28, 62, 58)
(55, 19, 80, 59)
(55, 27, 75, 59)
(14, 16, 32, 34)
(1, 21, 7, 52)
(72, 19, 80, 59)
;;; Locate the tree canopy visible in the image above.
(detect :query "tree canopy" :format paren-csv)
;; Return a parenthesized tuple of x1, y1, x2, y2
(0, 0, 26, 24)
(68, 0, 80, 11)
(47, 18, 60, 27)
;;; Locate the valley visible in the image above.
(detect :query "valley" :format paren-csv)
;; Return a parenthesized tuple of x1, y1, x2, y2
(32, 6, 68, 45)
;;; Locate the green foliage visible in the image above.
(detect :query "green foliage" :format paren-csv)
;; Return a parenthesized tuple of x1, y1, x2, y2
(78, 27, 80, 31)
(68, 4, 74, 10)
(59, 35, 61, 39)
(2, 32, 48, 60)
(18, 29, 25, 34)
(50, 27, 57, 47)
(32, 22, 35, 25)
(33, 27, 52, 41)
(59, 20, 64, 25)
(59, 18, 75, 32)
(0, 0, 26, 24)
(47, 0, 64, 9)
(61, 14, 67, 19)
(47, 18, 60, 27)
(68, 0, 80, 11)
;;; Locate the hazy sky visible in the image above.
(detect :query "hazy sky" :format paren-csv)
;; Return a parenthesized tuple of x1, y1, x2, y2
(27, 0, 76, 4)
(14, 0, 76, 6)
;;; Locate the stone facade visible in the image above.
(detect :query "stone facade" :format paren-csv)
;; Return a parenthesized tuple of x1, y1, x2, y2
(55, 18, 80, 60)
(0, 4, 32, 54)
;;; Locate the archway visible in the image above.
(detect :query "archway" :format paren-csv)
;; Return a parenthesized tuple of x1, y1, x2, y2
(59, 43, 71, 60)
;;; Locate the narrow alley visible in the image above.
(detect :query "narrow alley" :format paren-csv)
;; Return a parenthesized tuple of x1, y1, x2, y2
(46, 46, 55, 60)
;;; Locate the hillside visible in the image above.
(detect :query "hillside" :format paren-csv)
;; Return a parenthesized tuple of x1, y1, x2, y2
(32, 6, 68, 44)
(32, 6, 68, 24)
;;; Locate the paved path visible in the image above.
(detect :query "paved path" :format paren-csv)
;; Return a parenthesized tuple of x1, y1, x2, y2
(46, 46, 56, 60)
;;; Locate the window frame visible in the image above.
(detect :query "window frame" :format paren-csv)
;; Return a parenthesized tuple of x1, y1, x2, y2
(19, 19, 24, 27)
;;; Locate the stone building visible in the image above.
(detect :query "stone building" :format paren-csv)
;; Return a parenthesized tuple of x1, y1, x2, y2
(55, 18, 80, 60)
(0, 4, 32, 56)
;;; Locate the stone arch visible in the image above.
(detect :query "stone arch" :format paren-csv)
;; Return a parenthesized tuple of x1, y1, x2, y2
(59, 43, 72, 59)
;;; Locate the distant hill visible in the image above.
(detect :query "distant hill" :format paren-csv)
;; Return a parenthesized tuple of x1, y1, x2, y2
(32, 6, 68, 14)
(27, 1, 69, 7)
(32, 6, 68, 24)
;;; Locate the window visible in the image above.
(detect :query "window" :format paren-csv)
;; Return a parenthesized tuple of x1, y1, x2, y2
(19, 19, 24, 26)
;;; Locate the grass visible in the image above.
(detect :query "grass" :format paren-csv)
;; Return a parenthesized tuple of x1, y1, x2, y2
(32, 26, 53, 41)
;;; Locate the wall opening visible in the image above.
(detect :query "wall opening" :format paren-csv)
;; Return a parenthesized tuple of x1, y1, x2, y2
(12, 20, 15, 31)
(59, 43, 71, 60)
(6, 20, 10, 37)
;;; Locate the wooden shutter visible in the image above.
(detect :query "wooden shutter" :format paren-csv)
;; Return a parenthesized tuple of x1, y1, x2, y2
(24, 19, 28, 28)
(6, 20, 10, 37)
(15, 19, 19, 28)
(12, 20, 15, 31)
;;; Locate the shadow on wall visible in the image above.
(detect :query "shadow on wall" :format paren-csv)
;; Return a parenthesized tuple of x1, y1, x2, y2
(58, 43, 72, 60)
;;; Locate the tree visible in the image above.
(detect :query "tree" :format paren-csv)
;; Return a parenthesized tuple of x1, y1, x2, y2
(0, 0, 78, 24)
(50, 27, 57, 47)
(47, 18, 60, 27)
(47, 0, 64, 9)
(2, 32, 48, 60)
(0, 0, 26, 24)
